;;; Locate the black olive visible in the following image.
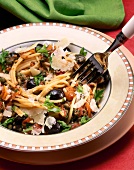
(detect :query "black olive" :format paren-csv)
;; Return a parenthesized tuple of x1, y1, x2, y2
(75, 54, 86, 64)
(64, 47, 71, 52)
(97, 70, 111, 88)
(14, 115, 27, 125)
(35, 44, 43, 52)
(27, 78, 36, 89)
(102, 70, 110, 83)
(9, 52, 20, 58)
(44, 122, 61, 134)
(13, 125, 22, 132)
(49, 89, 64, 100)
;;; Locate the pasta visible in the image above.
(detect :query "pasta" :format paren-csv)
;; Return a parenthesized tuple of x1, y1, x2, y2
(0, 39, 108, 135)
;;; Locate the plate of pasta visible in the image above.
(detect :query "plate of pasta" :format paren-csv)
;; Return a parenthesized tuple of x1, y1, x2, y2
(0, 23, 133, 164)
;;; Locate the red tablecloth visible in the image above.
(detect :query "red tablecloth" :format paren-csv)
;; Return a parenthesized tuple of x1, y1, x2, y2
(0, 0, 134, 169)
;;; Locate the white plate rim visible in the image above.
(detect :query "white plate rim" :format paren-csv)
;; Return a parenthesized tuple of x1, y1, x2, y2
(0, 22, 133, 152)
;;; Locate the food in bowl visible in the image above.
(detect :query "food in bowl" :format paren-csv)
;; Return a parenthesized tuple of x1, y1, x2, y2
(0, 38, 109, 135)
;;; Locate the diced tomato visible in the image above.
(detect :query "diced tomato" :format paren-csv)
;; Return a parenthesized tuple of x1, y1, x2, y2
(85, 102, 92, 117)
(55, 70, 65, 75)
(71, 122, 80, 129)
(64, 86, 75, 101)
(22, 117, 33, 127)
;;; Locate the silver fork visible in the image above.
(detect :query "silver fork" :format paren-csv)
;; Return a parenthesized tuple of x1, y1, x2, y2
(73, 16, 134, 84)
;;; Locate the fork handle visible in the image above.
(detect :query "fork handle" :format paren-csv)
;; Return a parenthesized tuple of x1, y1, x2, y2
(106, 16, 134, 52)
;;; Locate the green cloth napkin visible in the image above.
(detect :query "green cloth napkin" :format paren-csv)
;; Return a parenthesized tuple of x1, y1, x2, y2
(0, 0, 125, 29)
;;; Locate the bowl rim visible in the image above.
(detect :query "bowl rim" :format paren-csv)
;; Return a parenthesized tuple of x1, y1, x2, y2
(0, 22, 133, 152)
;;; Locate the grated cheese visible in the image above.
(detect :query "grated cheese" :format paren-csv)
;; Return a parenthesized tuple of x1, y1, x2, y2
(51, 47, 75, 71)
(3, 110, 12, 117)
(83, 84, 90, 97)
(21, 108, 46, 125)
(44, 73, 53, 81)
(44, 116, 56, 129)
(90, 99, 99, 112)
(33, 113, 45, 125)
(55, 38, 71, 49)
(73, 98, 86, 108)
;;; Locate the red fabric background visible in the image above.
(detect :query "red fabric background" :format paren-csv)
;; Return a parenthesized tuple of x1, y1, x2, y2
(0, 0, 134, 169)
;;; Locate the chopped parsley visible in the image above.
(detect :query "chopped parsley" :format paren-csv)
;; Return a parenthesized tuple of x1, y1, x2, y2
(57, 120, 71, 132)
(36, 44, 49, 57)
(23, 126, 33, 133)
(77, 85, 83, 93)
(94, 89, 104, 102)
(44, 95, 61, 113)
(34, 73, 44, 86)
(2, 117, 15, 127)
(80, 116, 91, 125)
(80, 47, 87, 56)
(0, 49, 9, 70)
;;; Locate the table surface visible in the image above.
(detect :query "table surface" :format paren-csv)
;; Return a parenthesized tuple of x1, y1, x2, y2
(0, 0, 134, 169)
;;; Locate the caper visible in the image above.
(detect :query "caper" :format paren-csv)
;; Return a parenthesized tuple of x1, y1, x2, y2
(7, 124, 13, 130)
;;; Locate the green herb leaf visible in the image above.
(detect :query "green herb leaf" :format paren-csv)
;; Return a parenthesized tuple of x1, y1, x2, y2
(49, 53, 53, 64)
(12, 105, 16, 112)
(2, 117, 15, 127)
(80, 116, 91, 125)
(77, 85, 83, 93)
(57, 120, 71, 132)
(37, 45, 49, 57)
(0, 49, 9, 63)
(23, 126, 33, 133)
(44, 95, 61, 113)
(0, 49, 9, 71)
(94, 89, 104, 102)
(34, 73, 44, 86)
(48, 106, 61, 113)
(80, 47, 87, 56)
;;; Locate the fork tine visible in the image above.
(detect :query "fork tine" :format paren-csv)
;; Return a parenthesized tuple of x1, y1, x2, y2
(78, 63, 93, 79)
(80, 68, 97, 82)
(87, 72, 101, 84)
(73, 57, 90, 76)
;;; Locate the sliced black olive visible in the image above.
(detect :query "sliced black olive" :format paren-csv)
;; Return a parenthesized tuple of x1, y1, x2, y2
(35, 44, 43, 52)
(27, 78, 36, 89)
(44, 122, 61, 134)
(75, 54, 86, 64)
(64, 47, 71, 52)
(49, 89, 64, 100)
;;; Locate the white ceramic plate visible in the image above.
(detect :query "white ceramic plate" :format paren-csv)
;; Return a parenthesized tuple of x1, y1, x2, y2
(0, 23, 133, 164)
